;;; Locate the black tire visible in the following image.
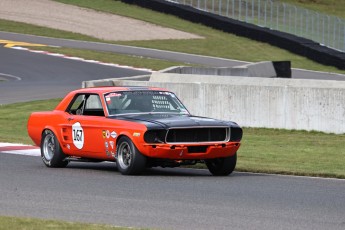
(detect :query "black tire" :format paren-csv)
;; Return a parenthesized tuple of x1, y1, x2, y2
(40, 129, 68, 168)
(116, 136, 147, 175)
(205, 153, 237, 176)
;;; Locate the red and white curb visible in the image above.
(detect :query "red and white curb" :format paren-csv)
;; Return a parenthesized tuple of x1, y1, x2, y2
(0, 143, 40, 157)
(10, 46, 155, 73)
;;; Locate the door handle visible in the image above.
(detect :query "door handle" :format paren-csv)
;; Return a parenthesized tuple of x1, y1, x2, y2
(67, 117, 74, 121)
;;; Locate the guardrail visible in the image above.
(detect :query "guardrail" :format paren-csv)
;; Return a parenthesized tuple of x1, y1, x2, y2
(168, 0, 345, 52)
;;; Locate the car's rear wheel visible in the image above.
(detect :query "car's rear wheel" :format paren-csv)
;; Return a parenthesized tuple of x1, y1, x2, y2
(205, 153, 237, 176)
(41, 129, 68, 168)
(116, 136, 147, 175)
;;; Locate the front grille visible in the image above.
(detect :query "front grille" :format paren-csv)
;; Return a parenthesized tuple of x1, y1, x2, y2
(166, 128, 228, 143)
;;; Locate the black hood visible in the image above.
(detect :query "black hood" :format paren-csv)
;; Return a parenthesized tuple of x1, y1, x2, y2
(110, 113, 236, 129)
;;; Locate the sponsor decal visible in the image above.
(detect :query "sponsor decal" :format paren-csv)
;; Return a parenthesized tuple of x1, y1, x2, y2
(66, 144, 70, 150)
(102, 130, 106, 138)
(191, 117, 215, 122)
(72, 122, 84, 149)
(106, 150, 110, 157)
(109, 141, 115, 149)
(133, 132, 141, 137)
(111, 151, 115, 158)
(106, 130, 110, 139)
(105, 141, 109, 149)
(110, 131, 117, 138)
(108, 93, 121, 97)
(105, 96, 111, 104)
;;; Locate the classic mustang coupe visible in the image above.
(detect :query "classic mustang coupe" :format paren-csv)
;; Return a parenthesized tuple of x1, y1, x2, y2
(28, 86, 242, 175)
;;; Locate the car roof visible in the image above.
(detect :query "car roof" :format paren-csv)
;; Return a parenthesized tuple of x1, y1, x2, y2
(72, 86, 169, 94)
(55, 86, 171, 111)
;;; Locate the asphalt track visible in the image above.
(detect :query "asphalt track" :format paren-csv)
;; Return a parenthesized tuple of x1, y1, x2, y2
(0, 153, 344, 230)
(1, 31, 345, 229)
(0, 44, 148, 104)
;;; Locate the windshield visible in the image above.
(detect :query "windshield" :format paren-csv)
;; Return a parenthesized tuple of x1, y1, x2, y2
(104, 90, 190, 116)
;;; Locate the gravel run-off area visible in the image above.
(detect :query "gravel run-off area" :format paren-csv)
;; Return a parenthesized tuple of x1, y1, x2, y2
(0, 0, 202, 41)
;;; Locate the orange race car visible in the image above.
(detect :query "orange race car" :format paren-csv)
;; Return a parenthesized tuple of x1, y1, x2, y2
(27, 86, 242, 175)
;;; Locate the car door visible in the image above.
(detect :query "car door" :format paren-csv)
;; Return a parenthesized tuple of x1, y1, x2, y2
(62, 93, 111, 159)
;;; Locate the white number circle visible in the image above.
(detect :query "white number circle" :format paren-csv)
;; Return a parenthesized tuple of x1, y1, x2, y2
(72, 122, 84, 149)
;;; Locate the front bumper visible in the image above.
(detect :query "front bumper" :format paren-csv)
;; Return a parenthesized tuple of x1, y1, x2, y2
(140, 142, 240, 159)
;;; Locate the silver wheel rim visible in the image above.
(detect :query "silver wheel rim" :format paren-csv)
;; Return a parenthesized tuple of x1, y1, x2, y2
(43, 133, 55, 161)
(117, 142, 132, 170)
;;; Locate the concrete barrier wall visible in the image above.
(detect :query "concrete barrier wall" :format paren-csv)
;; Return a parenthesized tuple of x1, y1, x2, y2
(161, 61, 291, 78)
(83, 75, 345, 134)
(161, 61, 277, 78)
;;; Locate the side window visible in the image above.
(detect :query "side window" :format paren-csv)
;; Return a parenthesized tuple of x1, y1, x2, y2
(85, 95, 102, 109)
(67, 94, 104, 116)
(68, 94, 85, 115)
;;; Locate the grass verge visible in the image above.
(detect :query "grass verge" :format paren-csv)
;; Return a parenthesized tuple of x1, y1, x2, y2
(0, 99, 61, 144)
(1, 99, 344, 179)
(281, 0, 345, 18)
(30, 47, 194, 71)
(0, 216, 138, 230)
(0, 19, 100, 42)
(237, 128, 345, 179)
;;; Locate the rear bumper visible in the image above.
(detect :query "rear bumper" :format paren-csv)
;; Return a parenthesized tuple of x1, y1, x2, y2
(140, 142, 240, 159)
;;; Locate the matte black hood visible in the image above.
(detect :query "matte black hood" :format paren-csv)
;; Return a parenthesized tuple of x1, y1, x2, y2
(111, 113, 237, 129)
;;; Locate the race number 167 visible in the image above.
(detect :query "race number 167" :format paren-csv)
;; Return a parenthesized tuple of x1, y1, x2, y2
(73, 129, 83, 141)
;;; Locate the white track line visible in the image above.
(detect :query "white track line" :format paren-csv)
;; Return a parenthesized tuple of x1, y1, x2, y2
(0, 142, 40, 157)
(10, 46, 154, 73)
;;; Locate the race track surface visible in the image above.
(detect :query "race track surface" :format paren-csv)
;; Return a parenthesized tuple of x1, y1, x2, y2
(0, 153, 344, 230)
(0, 44, 148, 104)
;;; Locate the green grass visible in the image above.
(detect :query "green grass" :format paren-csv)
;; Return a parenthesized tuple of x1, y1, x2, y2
(0, 19, 100, 42)
(31, 47, 194, 71)
(0, 216, 138, 230)
(237, 128, 345, 179)
(281, 0, 345, 18)
(0, 99, 61, 144)
(1, 99, 344, 179)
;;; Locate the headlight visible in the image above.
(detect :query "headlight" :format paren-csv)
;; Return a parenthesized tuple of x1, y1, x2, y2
(144, 130, 167, 143)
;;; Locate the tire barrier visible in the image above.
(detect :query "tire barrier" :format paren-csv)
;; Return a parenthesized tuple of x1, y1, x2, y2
(121, 0, 345, 70)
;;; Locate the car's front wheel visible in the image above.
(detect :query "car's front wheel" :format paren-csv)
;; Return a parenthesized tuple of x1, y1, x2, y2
(41, 129, 68, 168)
(205, 153, 237, 176)
(116, 136, 147, 175)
